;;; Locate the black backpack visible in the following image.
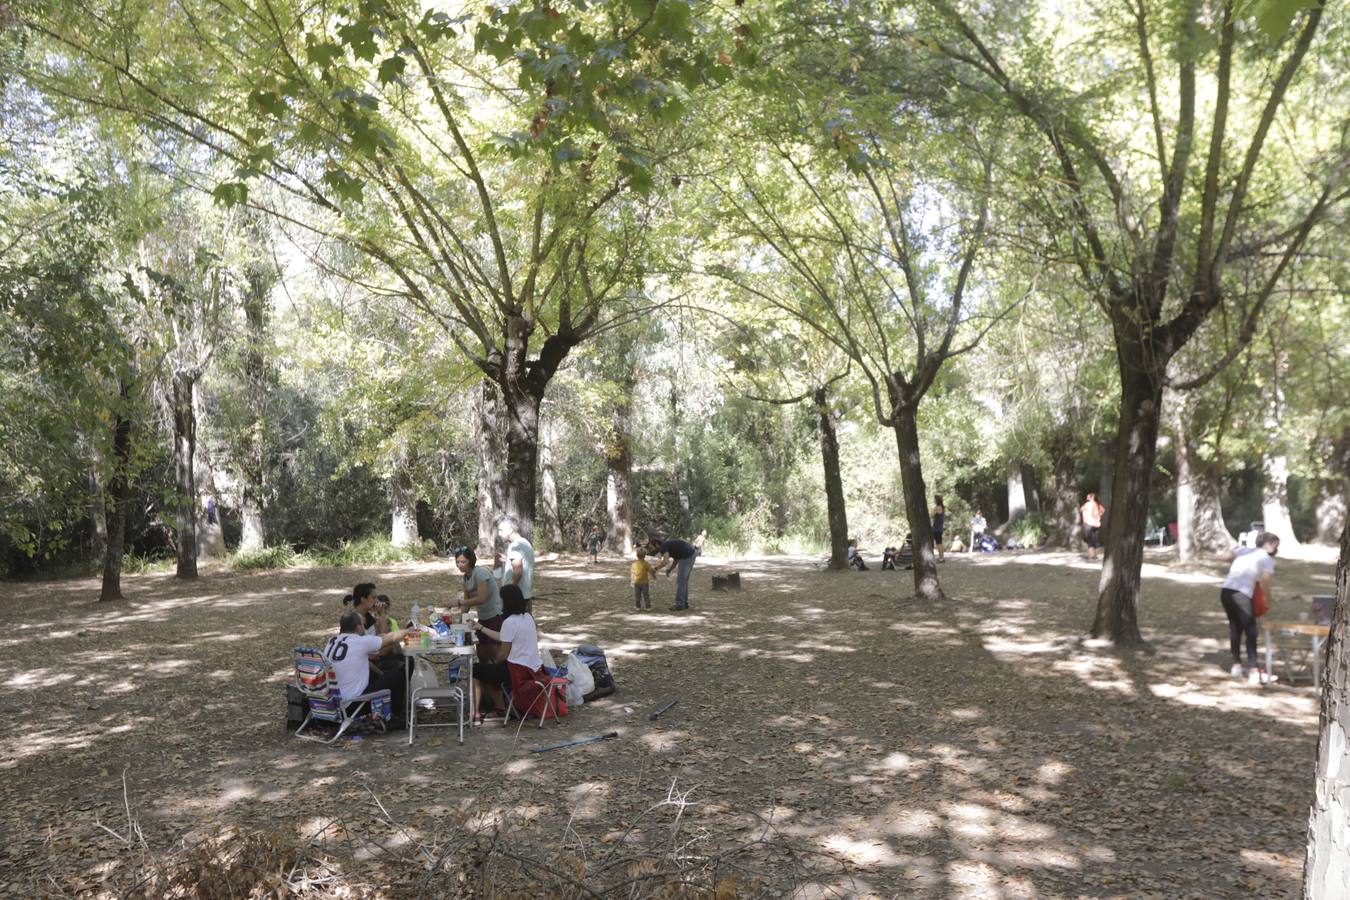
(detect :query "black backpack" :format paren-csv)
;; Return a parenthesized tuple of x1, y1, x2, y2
(574, 643, 616, 701)
(286, 683, 307, 730)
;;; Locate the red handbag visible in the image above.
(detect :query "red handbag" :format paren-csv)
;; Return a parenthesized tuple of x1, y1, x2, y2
(1252, 582, 1269, 618)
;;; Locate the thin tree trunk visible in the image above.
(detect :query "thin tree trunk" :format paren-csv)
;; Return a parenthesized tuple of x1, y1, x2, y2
(815, 387, 850, 570)
(237, 262, 271, 552)
(1098, 437, 1115, 513)
(1262, 451, 1302, 545)
(171, 370, 199, 578)
(100, 393, 133, 602)
(892, 405, 944, 602)
(605, 385, 634, 557)
(1303, 520, 1349, 898)
(87, 469, 107, 561)
(1314, 485, 1347, 546)
(475, 381, 506, 551)
(1021, 463, 1041, 513)
(670, 384, 690, 522)
(1091, 368, 1162, 645)
(539, 417, 564, 550)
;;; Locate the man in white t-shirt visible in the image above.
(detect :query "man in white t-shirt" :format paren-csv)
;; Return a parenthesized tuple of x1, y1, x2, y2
(1219, 532, 1279, 679)
(322, 611, 409, 721)
(497, 516, 535, 601)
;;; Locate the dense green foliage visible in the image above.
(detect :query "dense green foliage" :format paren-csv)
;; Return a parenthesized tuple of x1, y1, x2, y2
(1, 0, 1345, 608)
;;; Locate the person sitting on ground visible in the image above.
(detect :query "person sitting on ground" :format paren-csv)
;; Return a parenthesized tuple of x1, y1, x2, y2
(949, 535, 966, 554)
(323, 611, 410, 727)
(468, 584, 541, 721)
(631, 547, 655, 610)
(847, 538, 868, 570)
(454, 546, 504, 664)
(977, 533, 999, 553)
(1219, 531, 1280, 682)
(587, 524, 604, 564)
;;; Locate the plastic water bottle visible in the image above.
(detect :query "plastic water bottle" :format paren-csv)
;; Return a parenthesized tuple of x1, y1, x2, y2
(410, 602, 421, 629)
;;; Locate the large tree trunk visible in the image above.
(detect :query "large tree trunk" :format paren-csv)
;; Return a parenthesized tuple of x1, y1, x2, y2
(1091, 367, 1162, 645)
(1005, 461, 1028, 528)
(1303, 521, 1349, 898)
(892, 404, 944, 602)
(237, 261, 271, 552)
(1045, 429, 1080, 548)
(499, 376, 541, 542)
(1262, 451, 1302, 546)
(171, 370, 199, 578)
(390, 446, 419, 547)
(1170, 397, 1235, 561)
(815, 387, 850, 570)
(474, 381, 507, 551)
(605, 384, 634, 557)
(100, 395, 133, 602)
(1314, 485, 1347, 546)
(539, 416, 564, 550)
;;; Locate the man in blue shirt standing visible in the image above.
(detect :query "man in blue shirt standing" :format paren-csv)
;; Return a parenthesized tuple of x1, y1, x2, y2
(648, 535, 698, 611)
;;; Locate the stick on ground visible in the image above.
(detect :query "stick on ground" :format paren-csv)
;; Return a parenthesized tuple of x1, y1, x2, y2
(649, 698, 679, 720)
(531, 732, 619, 753)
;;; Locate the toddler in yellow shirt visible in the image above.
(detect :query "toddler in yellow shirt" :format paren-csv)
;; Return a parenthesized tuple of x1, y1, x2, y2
(630, 548, 655, 610)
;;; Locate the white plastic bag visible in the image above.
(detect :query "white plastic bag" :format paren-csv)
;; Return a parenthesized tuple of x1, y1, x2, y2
(410, 655, 438, 694)
(540, 647, 557, 672)
(565, 650, 595, 706)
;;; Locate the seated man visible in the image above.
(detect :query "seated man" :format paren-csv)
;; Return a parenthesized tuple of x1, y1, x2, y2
(323, 611, 409, 726)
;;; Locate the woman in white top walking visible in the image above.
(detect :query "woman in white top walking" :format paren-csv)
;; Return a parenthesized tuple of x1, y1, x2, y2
(1219, 531, 1279, 680)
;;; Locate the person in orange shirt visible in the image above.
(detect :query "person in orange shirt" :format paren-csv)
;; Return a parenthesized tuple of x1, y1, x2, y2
(630, 548, 655, 611)
(1080, 492, 1106, 560)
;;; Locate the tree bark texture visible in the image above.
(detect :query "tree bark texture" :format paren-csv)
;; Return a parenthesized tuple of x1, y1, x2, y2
(1170, 397, 1234, 561)
(474, 380, 506, 552)
(1091, 368, 1162, 644)
(1303, 521, 1349, 898)
(670, 383, 691, 521)
(389, 446, 419, 547)
(892, 406, 945, 602)
(539, 417, 564, 550)
(1262, 451, 1302, 545)
(171, 370, 199, 578)
(1045, 429, 1081, 548)
(816, 387, 850, 571)
(499, 376, 541, 542)
(1315, 487, 1347, 547)
(605, 383, 634, 557)
(1005, 461, 1028, 529)
(99, 395, 133, 602)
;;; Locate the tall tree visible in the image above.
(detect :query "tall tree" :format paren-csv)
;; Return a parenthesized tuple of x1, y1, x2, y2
(23, 0, 740, 538)
(1303, 521, 1350, 897)
(933, 0, 1349, 641)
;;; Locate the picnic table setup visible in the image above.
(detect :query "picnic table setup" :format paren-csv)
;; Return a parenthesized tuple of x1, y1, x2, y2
(1261, 594, 1335, 689)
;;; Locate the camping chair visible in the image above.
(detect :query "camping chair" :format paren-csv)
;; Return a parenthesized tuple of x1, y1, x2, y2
(292, 647, 393, 744)
(408, 656, 467, 746)
(502, 663, 569, 728)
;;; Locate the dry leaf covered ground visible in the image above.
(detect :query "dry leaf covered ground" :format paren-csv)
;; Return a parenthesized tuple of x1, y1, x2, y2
(1, 546, 1338, 898)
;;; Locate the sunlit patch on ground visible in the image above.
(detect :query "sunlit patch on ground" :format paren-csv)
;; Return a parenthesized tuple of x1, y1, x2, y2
(0, 548, 1333, 895)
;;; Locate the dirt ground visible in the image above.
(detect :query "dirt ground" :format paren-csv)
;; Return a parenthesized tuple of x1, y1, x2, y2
(1, 545, 1339, 898)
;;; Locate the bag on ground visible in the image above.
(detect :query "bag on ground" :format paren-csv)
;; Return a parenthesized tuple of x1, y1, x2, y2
(563, 650, 595, 706)
(286, 683, 307, 730)
(575, 643, 616, 701)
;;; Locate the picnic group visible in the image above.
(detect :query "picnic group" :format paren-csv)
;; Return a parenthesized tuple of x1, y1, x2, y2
(310, 516, 702, 733)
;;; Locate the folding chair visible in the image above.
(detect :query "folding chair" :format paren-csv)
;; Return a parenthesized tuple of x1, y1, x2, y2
(292, 647, 392, 744)
(502, 664, 569, 728)
(409, 675, 465, 745)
